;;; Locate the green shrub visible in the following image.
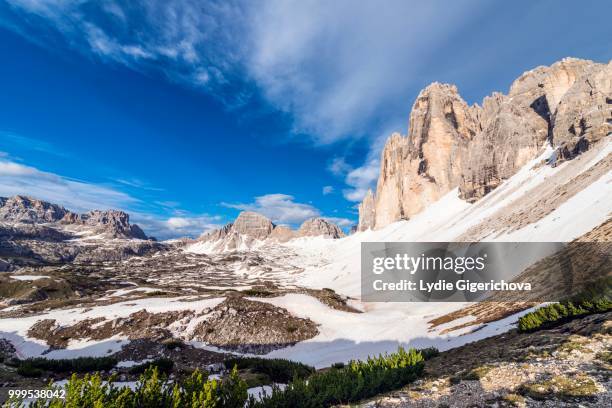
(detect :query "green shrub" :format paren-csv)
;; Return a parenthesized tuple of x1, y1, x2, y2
(17, 356, 117, 374)
(518, 279, 612, 332)
(162, 338, 185, 350)
(6, 366, 247, 408)
(6, 349, 425, 408)
(224, 357, 315, 384)
(128, 357, 174, 375)
(419, 347, 439, 360)
(241, 288, 274, 297)
(16, 364, 44, 378)
(248, 347, 425, 407)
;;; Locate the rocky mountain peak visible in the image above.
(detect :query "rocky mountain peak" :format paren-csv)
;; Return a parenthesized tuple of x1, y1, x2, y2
(194, 211, 346, 252)
(359, 58, 611, 230)
(0, 195, 148, 239)
(357, 189, 376, 231)
(371, 79, 480, 228)
(0, 195, 69, 223)
(297, 218, 345, 239)
(268, 225, 295, 242)
(232, 211, 275, 240)
(79, 210, 148, 240)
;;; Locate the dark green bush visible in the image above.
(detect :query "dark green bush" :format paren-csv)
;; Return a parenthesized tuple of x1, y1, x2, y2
(7, 366, 247, 408)
(224, 357, 315, 384)
(18, 356, 117, 374)
(241, 288, 274, 297)
(518, 279, 611, 332)
(16, 364, 44, 378)
(249, 347, 425, 407)
(418, 347, 439, 360)
(128, 357, 174, 375)
(6, 348, 425, 408)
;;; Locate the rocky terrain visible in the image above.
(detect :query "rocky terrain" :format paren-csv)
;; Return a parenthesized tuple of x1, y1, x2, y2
(359, 58, 611, 230)
(190, 211, 345, 252)
(0, 57, 609, 406)
(0, 195, 162, 268)
(0, 195, 148, 239)
(360, 312, 611, 408)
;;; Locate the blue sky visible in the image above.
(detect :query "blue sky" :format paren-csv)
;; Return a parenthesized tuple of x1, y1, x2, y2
(0, 0, 610, 239)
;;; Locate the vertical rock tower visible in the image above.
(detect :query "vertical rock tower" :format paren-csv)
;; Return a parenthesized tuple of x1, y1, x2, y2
(358, 58, 611, 230)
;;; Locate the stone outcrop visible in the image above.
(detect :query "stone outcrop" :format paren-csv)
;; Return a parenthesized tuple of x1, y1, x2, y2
(268, 225, 295, 242)
(372, 83, 480, 228)
(460, 58, 610, 202)
(297, 218, 345, 238)
(232, 211, 274, 240)
(0, 195, 68, 223)
(195, 212, 346, 251)
(551, 60, 612, 162)
(0, 195, 149, 240)
(191, 296, 318, 354)
(359, 58, 611, 229)
(357, 189, 376, 231)
(79, 210, 148, 239)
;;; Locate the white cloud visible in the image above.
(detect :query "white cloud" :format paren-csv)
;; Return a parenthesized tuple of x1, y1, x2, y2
(328, 157, 351, 176)
(0, 157, 221, 239)
(0, 159, 137, 212)
(135, 213, 222, 240)
(245, 0, 481, 143)
(222, 193, 355, 229)
(322, 185, 334, 195)
(4, 0, 483, 144)
(223, 193, 319, 225)
(343, 160, 380, 202)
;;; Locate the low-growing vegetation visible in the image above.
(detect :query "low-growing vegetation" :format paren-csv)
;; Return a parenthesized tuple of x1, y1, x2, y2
(250, 347, 424, 407)
(128, 357, 174, 375)
(7, 367, 247, 408)
(518, 280, 611, 332)
(11, 356, 118, 377)
(519, 373, 600, 400)
(223, 356, 315, 383)
(7, 347, 425, 407)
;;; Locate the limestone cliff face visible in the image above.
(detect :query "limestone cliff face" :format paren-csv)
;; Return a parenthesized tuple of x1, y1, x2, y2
(373, 83, 479, 228)
(0, 195, 148, 239)
(360, 58, 611, 229)
(297, 218, 345, 239)
(460, 58, 610, 201)
(551, 60, 611, 162)
(0, 195, 68, 223)
(232, 211, 275, 240)
(197, 212, 345, 250)
(357, 189, 375, 231)
(268, 225, 295, 242)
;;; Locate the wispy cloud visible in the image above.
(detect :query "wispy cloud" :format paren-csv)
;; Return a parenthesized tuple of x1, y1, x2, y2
(131, 212, 222, 240)
(323, 216, 353, 228)
(0, 157, 220, 239)
(113, 177, 164, 192)
(0, 158, 138, 212)
(322, 185, 334, 195)
(0, 130, 71, 158)
(2, 0, 483, 143)
(245, 0, 483, 143)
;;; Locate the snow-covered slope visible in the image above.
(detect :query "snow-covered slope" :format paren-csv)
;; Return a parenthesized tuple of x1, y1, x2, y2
(288, 140, 612, 298)
(1, 141, 609, 369)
